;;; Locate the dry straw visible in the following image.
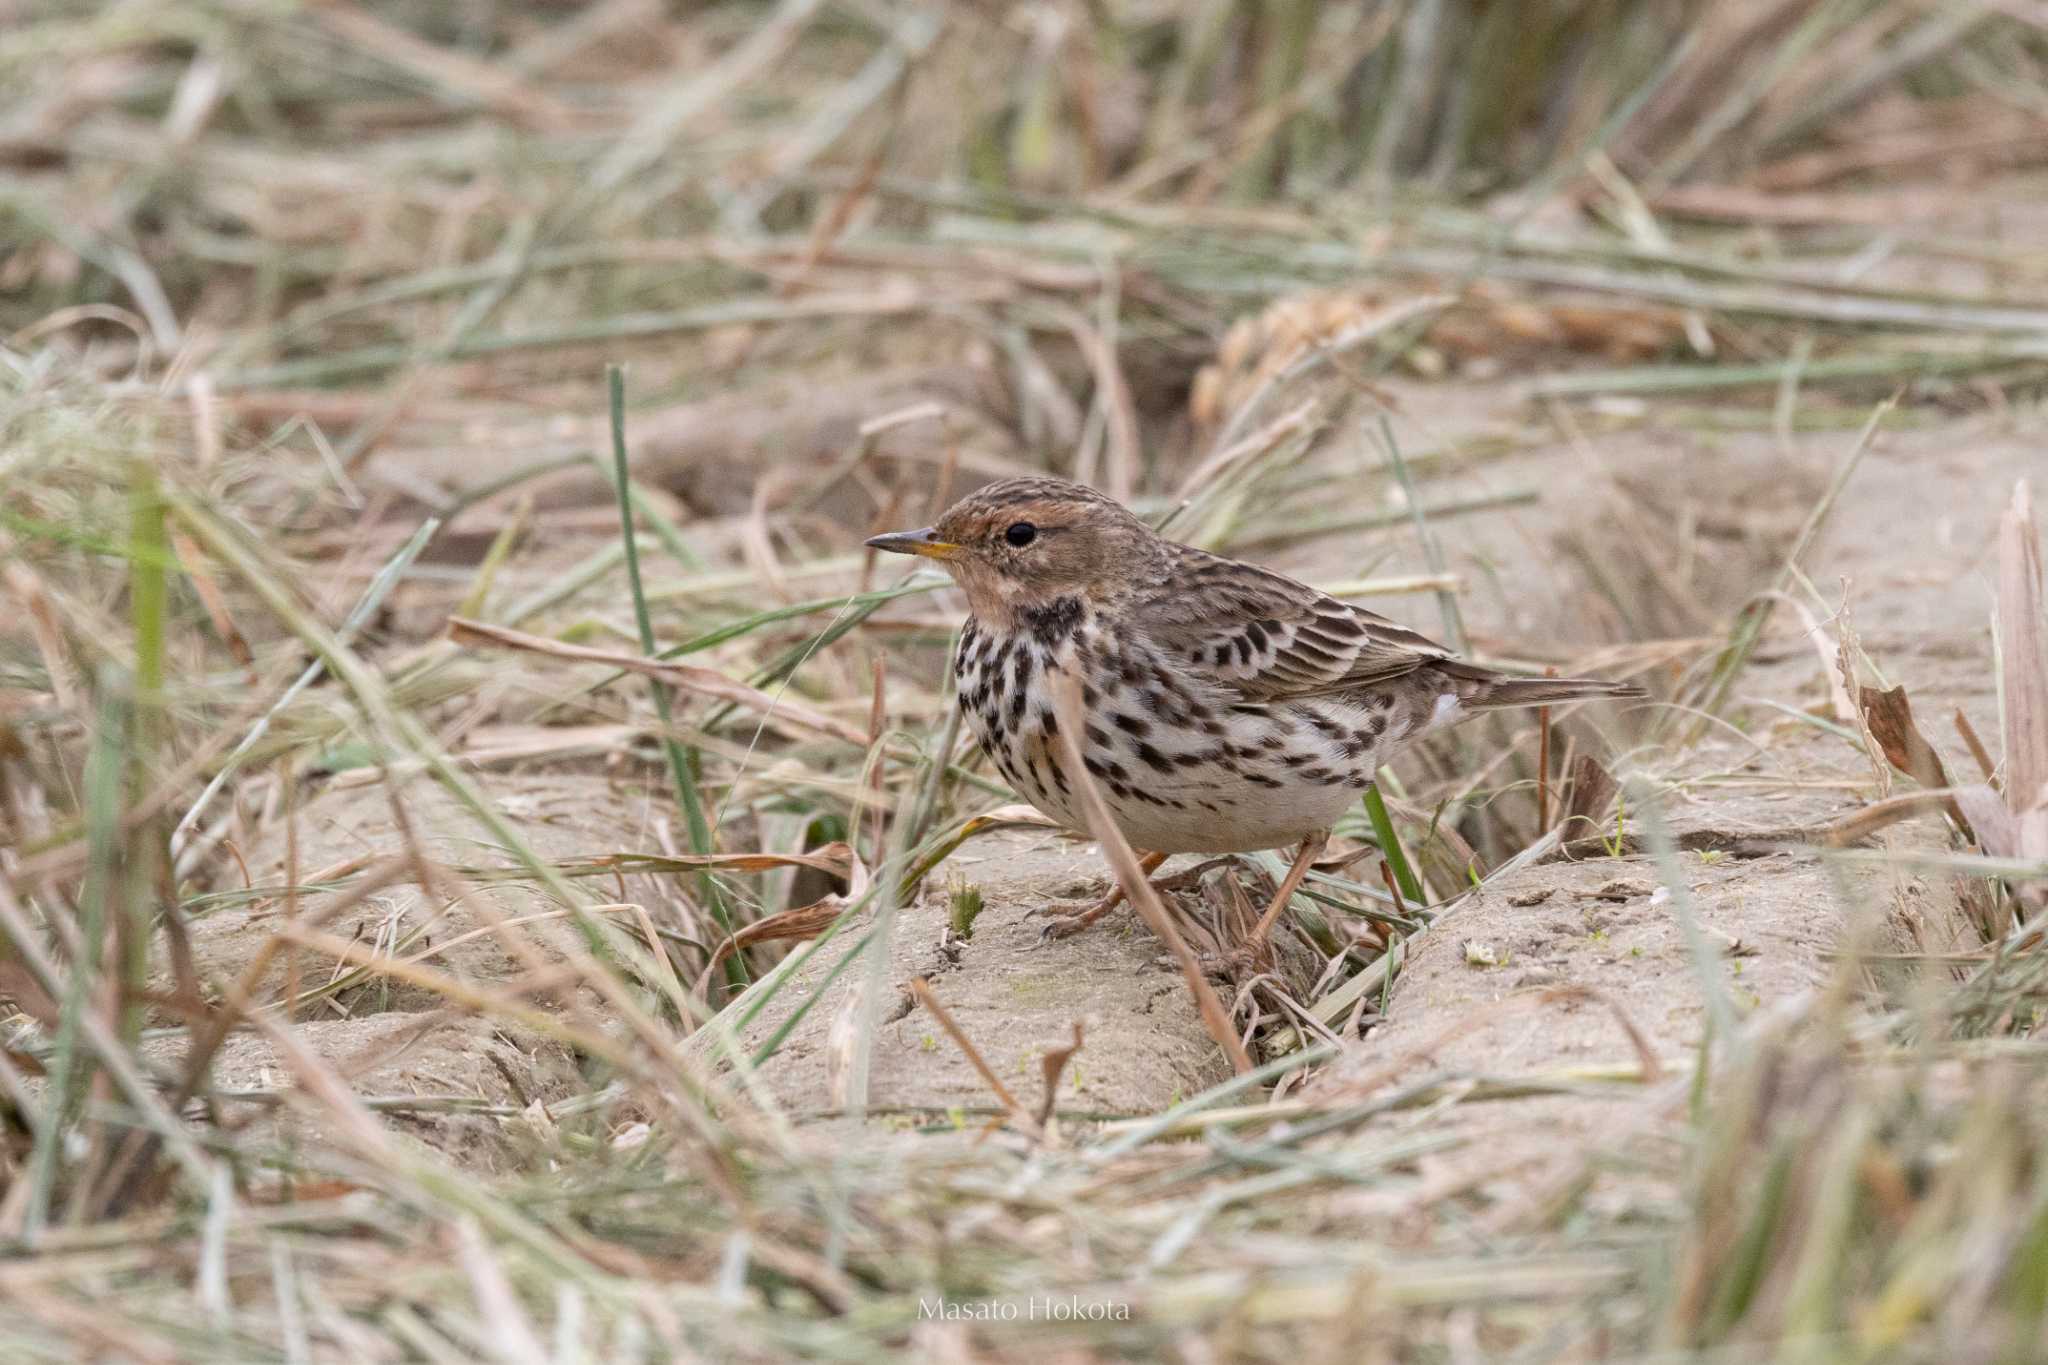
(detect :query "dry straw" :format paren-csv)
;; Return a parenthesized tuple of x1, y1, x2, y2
(4, 0, 2048, 1357)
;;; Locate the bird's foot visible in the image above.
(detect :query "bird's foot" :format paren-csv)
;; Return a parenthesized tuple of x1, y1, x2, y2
(1034, 891, 1125, 943)
(1032, 850, 1168, 944)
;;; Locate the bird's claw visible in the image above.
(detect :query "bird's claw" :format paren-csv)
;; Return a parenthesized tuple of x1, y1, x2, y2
(1035, 910, 1092, 944)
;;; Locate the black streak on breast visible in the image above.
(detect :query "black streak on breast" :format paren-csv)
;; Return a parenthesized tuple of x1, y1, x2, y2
(1020, 595, 1084, 646)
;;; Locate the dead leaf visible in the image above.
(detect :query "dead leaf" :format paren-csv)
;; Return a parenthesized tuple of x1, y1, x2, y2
(1860, 685, 1953, 797)
(696, 850, 870, 993)
(1563, 754, 1620, 831)
(1034, 1021, 1085, 1137)
(0, 961, 60, 1026)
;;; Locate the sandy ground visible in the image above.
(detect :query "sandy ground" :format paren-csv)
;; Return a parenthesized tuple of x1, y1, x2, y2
(155, 366, 2033, 1187)
(1287, 398, 2027, 1226)
(732, 828, 1233, 1119)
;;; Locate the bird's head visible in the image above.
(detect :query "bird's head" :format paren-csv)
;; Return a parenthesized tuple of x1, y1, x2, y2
(866, 477, 1162, 623)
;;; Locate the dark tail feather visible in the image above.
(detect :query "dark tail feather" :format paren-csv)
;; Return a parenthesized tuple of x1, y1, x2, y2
(1439, 662, 1646, 712)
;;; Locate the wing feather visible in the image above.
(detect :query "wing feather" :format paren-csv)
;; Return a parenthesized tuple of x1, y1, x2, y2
(1134, 549, 1453, 703)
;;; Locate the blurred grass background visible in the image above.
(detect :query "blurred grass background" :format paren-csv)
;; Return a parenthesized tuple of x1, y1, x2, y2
(3, 0, 2048, 1359)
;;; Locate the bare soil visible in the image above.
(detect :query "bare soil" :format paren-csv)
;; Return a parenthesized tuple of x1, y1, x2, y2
(1306, 405, 2034, 1213)
(156, 375, 2032, 1183)
(718, 387, 2032, 1179)
(732, 829, 1232, 1119)
(163, 773, 677, 1168)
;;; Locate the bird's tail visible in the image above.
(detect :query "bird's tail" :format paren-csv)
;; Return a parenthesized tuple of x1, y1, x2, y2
(1438, 661, 1646, 712)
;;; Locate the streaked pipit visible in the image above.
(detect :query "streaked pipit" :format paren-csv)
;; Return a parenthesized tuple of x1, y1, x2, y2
(869, 477, 1642, 941)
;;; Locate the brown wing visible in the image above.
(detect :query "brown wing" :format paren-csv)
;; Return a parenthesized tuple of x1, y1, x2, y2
(1133, 547, 1455, 704)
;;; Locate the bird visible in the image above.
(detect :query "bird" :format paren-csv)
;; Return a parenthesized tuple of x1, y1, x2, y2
(866, 476, 1643, 944)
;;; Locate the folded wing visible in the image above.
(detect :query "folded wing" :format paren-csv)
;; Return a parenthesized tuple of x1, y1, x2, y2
(1134, 548, 1455, 704)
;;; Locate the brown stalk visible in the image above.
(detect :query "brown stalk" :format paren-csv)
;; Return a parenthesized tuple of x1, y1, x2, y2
(1537, 665, 1557, 831)
(1860, 684, 1951, 792)
(1379, 860, 1408, 920)
(908, 976, 1033, 1134)
(1825, 789, 1978, 848)
(168, 528, 253, 674)
(1034, 1022, 1085, 1135)
(1955, 708, 1998, 784)
(447, 615, 869, 746)
(1046, 669, 1254, 1075)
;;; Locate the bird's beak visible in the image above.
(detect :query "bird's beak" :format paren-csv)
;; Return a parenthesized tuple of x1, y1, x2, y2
(864, 526, 962, 561)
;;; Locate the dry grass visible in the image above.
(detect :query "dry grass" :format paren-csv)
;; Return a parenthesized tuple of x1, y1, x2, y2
(4, 1, 2048, 1358)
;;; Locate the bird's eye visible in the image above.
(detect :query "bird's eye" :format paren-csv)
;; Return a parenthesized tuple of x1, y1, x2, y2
(1004, 522, 1037, 548)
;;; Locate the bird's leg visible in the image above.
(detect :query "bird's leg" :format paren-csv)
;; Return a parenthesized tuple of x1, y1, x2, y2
(1039, 849, 1169, 941)
(1248, 831, 1329, 953)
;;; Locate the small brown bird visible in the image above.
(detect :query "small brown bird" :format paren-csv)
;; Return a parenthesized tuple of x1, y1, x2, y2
(868, 477, 1642, 939)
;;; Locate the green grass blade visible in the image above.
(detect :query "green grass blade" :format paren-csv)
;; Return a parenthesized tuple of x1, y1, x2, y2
(1363, 782, 1424, 908)
(608, 366, 740, 988)
(124, 460, 166, 1046)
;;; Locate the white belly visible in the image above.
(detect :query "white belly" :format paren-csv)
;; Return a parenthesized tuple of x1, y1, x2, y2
(1073, 773, 1361, 854)
(954, 613, 1416, 854)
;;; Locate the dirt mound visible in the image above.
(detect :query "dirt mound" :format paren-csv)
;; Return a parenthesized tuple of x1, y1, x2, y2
(732, 830, 1232, 1118)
